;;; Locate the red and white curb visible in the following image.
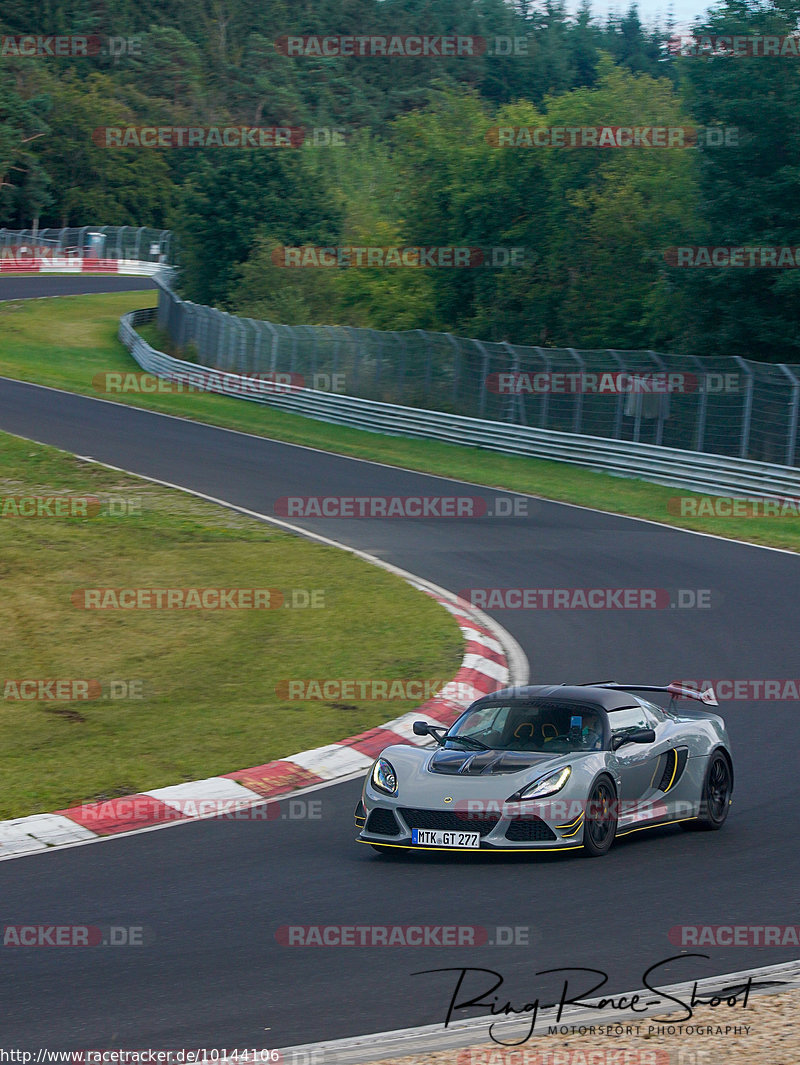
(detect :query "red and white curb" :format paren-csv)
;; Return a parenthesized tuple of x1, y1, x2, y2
(0, 586, 521, 860)
(0, 258, 163, 276)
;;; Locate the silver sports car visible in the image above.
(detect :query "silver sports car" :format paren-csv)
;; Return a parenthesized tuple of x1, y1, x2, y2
(355, 683, 733, 857)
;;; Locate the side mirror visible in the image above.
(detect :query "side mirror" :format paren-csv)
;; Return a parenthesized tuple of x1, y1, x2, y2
(612, 727, 656, 750)
(412, 720, 431, 736)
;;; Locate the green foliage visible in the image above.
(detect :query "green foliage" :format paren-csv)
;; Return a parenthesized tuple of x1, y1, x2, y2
(670, 0, 800, 358)
(171, 150, 339, 305)
(2, 0, 798, 360)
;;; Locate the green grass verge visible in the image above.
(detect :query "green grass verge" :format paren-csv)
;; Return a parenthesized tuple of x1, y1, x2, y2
(0, 431, 463, 819)
(0, 291, 797, 553)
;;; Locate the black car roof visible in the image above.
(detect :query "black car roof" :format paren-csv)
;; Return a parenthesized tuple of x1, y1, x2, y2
(471, 684, 640, 712)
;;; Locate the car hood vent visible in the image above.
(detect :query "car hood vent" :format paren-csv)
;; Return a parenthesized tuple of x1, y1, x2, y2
(428, 749, 554, 775)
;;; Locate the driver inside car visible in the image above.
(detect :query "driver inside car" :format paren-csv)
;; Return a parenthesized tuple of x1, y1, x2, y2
(580, 716, 604, 750)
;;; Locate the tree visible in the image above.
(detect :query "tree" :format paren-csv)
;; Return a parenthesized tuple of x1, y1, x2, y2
(0, 64, 52, 226)
(171, 148, 340, 305)
(672, 0, 800, 359)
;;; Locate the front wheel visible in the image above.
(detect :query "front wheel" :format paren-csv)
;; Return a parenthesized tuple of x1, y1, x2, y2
(582, 777, 618, 857)
(682, 751, 732, 831)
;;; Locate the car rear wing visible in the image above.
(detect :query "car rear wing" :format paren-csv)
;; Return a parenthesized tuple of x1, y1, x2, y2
(588, 682, 719, 707)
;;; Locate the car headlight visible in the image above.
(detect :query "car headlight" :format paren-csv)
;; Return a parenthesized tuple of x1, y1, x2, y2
(509, 766, 571, 802)
(371, 757, 398, 796)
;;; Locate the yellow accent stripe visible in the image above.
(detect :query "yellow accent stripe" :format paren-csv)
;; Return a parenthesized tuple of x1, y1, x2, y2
(663, 750, 680, 793)
(560, 818, 584, 839)
(556, 812, 584, 831)
(358, 838, 583, 852)
(616, 816, 696, 837)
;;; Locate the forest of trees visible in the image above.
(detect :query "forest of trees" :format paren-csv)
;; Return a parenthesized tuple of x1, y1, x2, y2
(2, 0, 800, 358)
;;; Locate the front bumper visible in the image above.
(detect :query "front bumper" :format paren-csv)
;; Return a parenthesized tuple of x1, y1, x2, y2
(355, 800, 586, 851)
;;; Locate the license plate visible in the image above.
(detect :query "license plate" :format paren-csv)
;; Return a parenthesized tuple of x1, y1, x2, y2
(411, 829, 480, 848)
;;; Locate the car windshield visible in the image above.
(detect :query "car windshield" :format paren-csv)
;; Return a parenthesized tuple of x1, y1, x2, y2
(446, 701, 606, 754)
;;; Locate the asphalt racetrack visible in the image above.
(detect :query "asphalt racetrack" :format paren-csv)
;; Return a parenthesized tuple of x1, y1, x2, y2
(0, 274, 156, 301)
(0, 278, 798, 1048)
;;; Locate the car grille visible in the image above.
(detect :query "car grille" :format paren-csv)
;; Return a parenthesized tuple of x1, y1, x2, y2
(505, 816, 557, 842)
(399, 807, 500, 838)
(365, 808, 401, 836)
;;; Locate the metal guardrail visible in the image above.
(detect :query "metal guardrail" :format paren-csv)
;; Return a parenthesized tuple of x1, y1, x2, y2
(155, 277, 800, 468)
(120, 308, 800, 499)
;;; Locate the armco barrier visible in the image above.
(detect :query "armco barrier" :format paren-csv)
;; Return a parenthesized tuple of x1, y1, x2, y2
(119, 308, 800, 500)
(0, 258, 166, 276)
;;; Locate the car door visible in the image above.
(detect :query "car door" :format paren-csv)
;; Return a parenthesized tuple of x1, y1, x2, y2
(608, 704, 663, 803)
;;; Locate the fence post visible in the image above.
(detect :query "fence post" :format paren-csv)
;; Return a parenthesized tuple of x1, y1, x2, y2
(473, 340, 491, 419)
(502, 342, 526, 426)
(732, 356, 754, 459)
(178, 298, 189, 351)
(444, 333, 461, 408)
(647, 350, 669, 446)
(607, 350, 629, 439)
(264, 322, 280, 372)
(310, 326, 319, 386)
(345, 327, 360, 392)
(236, 318, 248, 372)
(326, 326, 340, 382)
(534, 347, 552, 429)
(414, 329, 432, 404)
(690, 355, 709, 452)
(374, 329, 383, 392)
(394, 332, 407, 403)
(778, 364, 800, 467)
(567, 348, 585, 434)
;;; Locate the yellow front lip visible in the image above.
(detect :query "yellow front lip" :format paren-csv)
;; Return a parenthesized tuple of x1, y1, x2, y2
(358, 837, 582, 852)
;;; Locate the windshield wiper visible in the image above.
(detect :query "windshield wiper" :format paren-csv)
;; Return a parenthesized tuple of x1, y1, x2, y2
(445, 734, 491, 751)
